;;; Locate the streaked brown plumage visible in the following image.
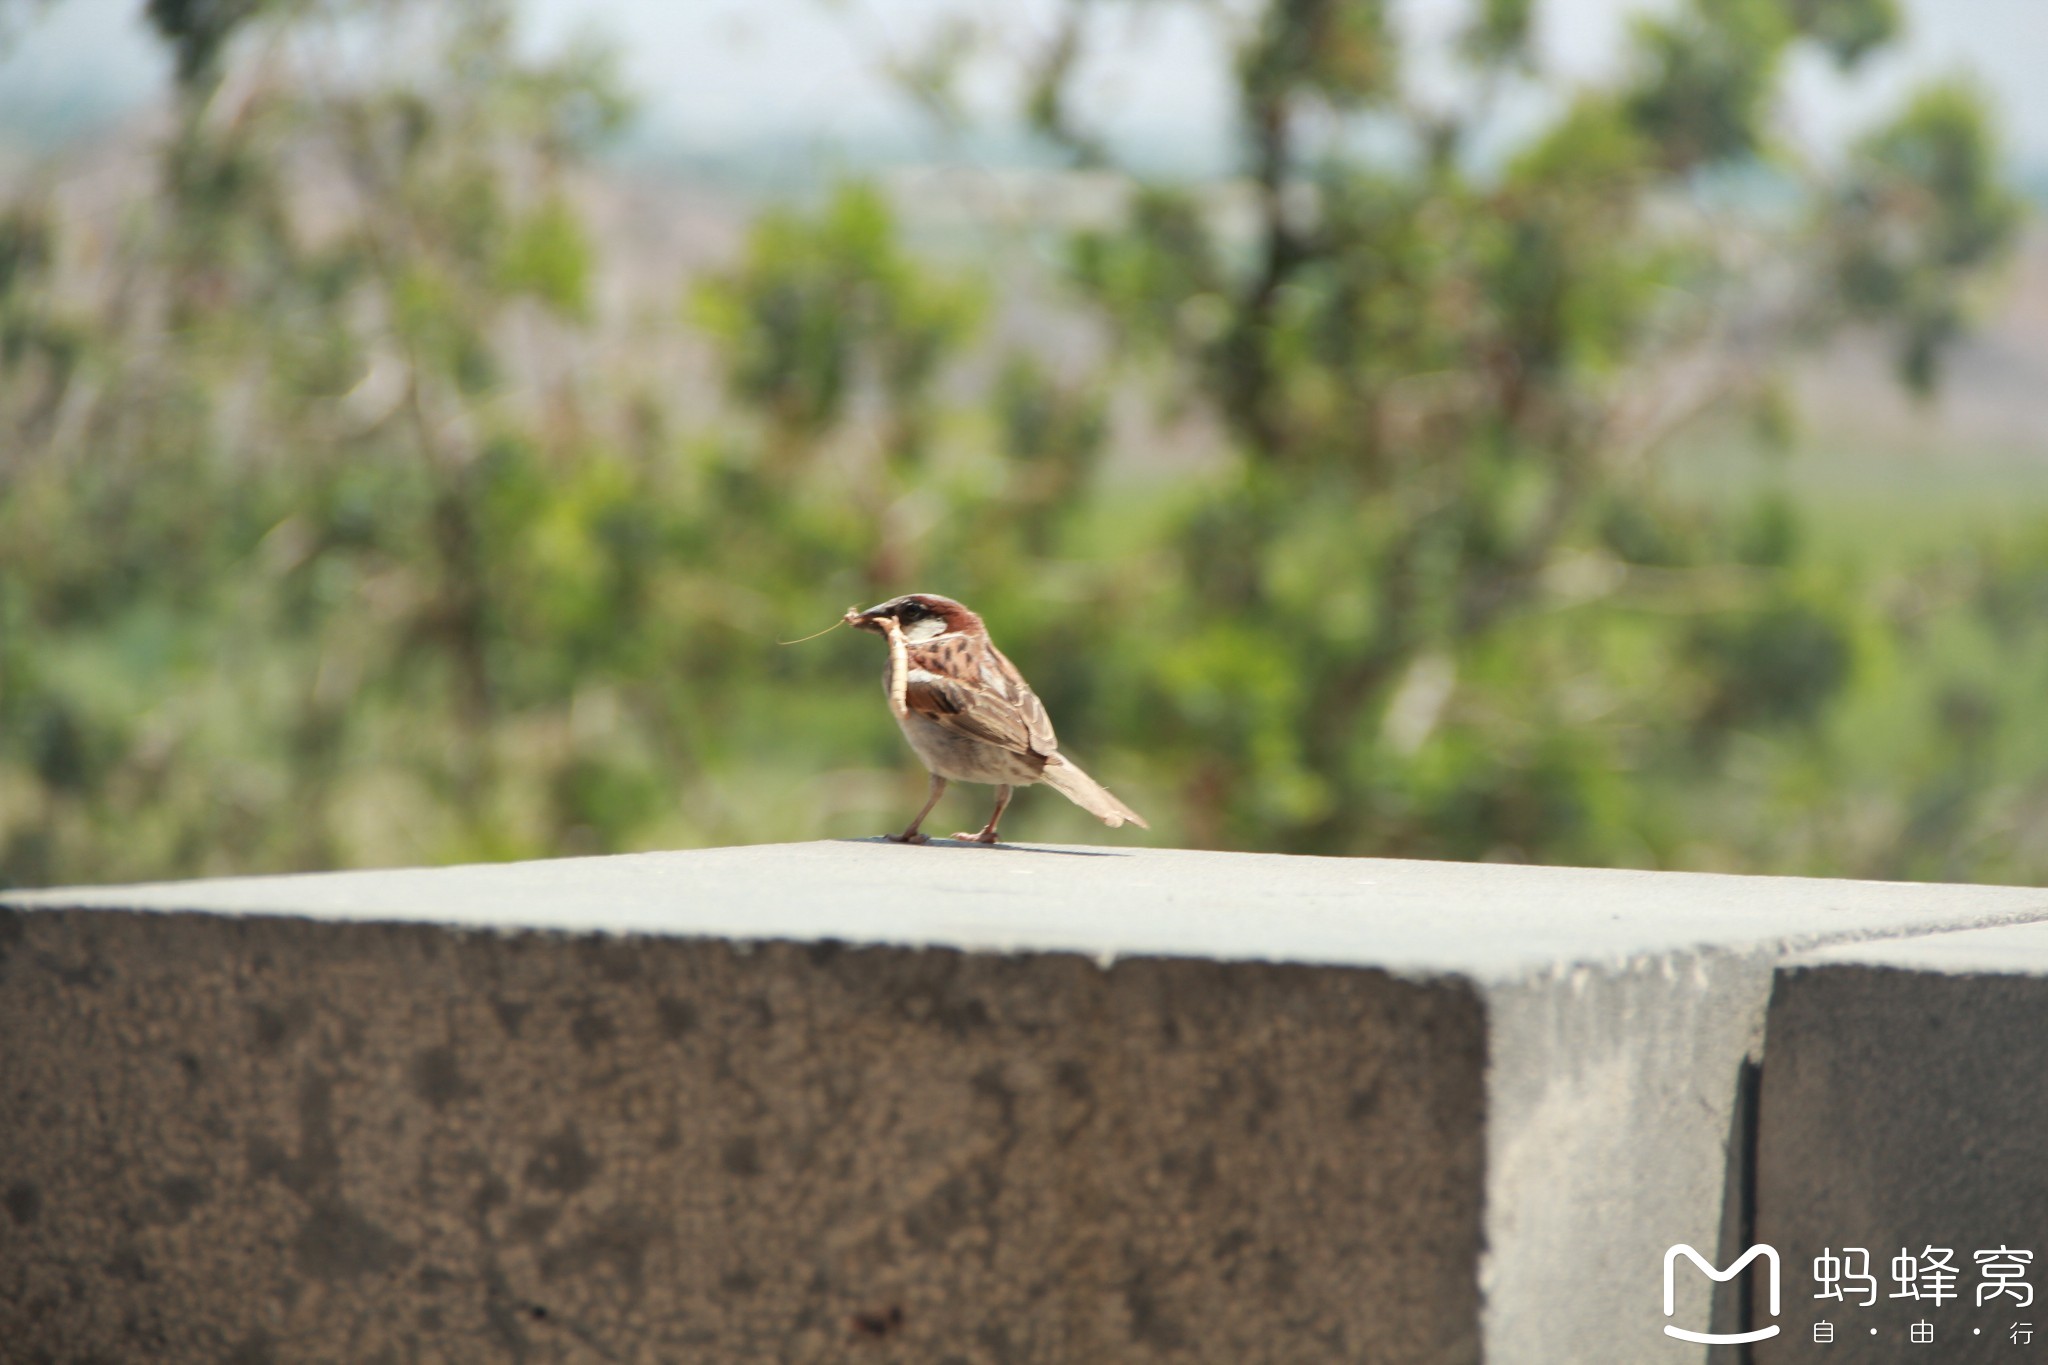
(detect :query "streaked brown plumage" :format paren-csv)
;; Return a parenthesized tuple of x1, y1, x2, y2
(844, 593, 1148, 844)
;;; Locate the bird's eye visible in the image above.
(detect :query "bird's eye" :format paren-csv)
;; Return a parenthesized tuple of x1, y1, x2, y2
(900, 602, 923, 619)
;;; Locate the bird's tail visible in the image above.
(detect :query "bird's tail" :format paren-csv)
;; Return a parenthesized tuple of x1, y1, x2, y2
(1040, 754, 1149, 830)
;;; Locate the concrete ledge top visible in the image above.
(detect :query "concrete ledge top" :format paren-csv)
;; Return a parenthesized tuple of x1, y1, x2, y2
(9, 840, 2047, 984)
(1787, 917, 2048, 974)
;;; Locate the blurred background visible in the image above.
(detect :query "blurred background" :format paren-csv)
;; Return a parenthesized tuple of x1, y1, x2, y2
(1, 0, 2044, 888)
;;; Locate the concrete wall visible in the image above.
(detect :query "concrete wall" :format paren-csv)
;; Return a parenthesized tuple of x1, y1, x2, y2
(5, 841, 2048, 1363)
(1754, 923, 2048, 1364)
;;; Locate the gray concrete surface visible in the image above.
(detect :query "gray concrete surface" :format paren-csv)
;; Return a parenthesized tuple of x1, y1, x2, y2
(6, 840, 2048, 1363)
(1754, 921, 2048, 1364)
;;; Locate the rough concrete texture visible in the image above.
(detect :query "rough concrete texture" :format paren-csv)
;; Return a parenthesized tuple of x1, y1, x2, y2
(5, 841, 2048, 1364)
(1753, 922, 2048, 1364)
(3, 901, 1485, 1363)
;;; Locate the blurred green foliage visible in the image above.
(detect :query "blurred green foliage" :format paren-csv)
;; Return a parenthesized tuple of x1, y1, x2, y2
(1, 0, 2043, 888)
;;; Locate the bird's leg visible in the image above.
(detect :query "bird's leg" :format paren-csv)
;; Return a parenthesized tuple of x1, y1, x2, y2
(879, 615, 910, 722)
(951, 784, 1011, 845)
(890, 772, 946, 845)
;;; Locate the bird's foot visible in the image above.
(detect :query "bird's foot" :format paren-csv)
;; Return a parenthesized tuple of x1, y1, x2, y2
(949, 830, 1001, 845)
(887, 831, 930, 845)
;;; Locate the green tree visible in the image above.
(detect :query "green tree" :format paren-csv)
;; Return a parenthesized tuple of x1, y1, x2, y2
(953, 0, 2024, 858)
(1, 0, 2040, 888)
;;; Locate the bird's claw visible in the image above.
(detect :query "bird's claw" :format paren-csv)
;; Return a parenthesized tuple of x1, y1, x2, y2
(949, 831, 1000, 845)
(887, 831, 929, 845)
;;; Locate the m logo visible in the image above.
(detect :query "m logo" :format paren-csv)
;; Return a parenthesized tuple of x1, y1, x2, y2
(1663, 1244, 1782, 1344)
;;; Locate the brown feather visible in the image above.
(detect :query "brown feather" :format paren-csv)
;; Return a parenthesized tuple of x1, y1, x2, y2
(904, 635, 1039, 756)
(857, 591, 1146, 832)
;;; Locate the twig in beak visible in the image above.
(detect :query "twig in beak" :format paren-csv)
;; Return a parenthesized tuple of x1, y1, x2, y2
(778, 611, 857, 646)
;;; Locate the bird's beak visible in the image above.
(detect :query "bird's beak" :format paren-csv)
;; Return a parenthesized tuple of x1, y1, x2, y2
(845, 604, 887, 633)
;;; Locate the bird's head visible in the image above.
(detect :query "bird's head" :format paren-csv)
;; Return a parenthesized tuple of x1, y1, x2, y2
(843, 593, 982, 643)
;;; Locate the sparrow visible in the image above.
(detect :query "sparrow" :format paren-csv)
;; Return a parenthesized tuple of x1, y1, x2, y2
(844, 593, 1148, 845)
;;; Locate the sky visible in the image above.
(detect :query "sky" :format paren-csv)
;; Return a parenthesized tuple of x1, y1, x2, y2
(4, 0, 2048, 178)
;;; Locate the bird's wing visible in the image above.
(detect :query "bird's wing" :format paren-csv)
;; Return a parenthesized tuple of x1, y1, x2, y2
(903, 636, 1038, 755)
(984, 643, 1058, 754)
